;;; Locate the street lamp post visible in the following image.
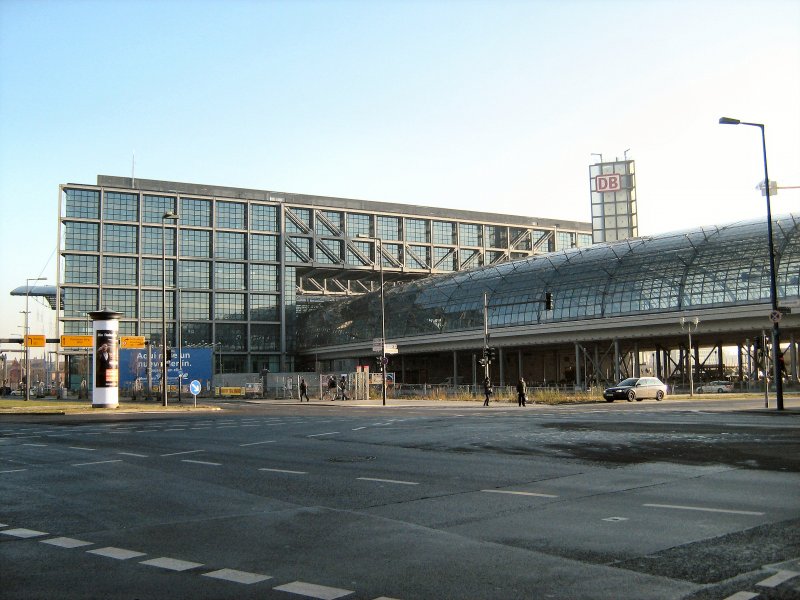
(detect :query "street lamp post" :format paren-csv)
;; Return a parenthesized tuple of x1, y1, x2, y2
(358, 234, 387, 405)
(719, 117, 783, 410)
(679, 317, 699, 397)
(24, 277, 47, 401)
(161, 211, 179, 407)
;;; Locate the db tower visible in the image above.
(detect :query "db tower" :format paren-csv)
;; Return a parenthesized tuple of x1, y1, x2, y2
(589, 156, 637, 243)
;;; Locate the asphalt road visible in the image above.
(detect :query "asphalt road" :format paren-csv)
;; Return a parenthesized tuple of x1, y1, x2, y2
(1, 397, 799, 599)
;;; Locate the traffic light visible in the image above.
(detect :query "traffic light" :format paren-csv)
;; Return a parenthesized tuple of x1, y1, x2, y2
(545, 292, 553, 311)
(487, 347, 497, 362)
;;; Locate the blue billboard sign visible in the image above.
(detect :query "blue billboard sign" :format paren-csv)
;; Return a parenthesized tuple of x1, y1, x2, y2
(118, 347, 213, 389)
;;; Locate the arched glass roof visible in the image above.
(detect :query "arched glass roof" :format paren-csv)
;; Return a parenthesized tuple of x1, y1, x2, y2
(299, 214, 800, 348)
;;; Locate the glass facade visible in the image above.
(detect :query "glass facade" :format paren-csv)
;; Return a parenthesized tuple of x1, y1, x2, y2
(300, 216, 800, 348)
(60, 179, 592, 374)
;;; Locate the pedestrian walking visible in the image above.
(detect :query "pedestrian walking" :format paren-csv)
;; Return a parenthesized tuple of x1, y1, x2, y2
(299, 377, 309, 402)
(339, 376, 349, 400)
(483, 376, 492, 406)
(517, 377, 527, 407)
(327, 375, 337, 400)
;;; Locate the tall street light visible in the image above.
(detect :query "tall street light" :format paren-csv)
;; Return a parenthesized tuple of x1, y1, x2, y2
(679, 316, 699, 397)
(357, 234, 387, 405)
(719, 116, 783, 409)
(24, 277, 47, 401)
(161, 210, 179, 407)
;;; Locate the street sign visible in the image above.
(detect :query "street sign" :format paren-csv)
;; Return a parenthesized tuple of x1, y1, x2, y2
(60, 335, 93, 348)
(777, 307, 792, 315)
(189, 380, 201, 395)
(25, 335, 45, 347)
(120, 335, 146, 349)
(385, 343, 398, 354)
(770, 310, 783, 323)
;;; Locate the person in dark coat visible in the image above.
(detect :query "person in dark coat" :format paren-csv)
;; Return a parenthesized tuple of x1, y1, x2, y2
(483, 377, 492, 406)
(516, 377, 527, 407)
(299, 377, 309, 402)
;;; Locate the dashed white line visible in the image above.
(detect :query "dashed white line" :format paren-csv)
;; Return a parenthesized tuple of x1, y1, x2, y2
(1, 528, 47, 538)
(161, 449, 204, 457)
(41, 537, 94, 548)
(202, 568, 272, 584)
(140, 557, 204, 571)
(69, 446, 96, 451)
(643, 503, 765, 516)
(357, 477, 419, 486)
(118, 452, 148, 458)
(307, 432, 339, 438)
(182, 459, 221, 466)
(259, 468, 307, 474)
(722, 592, 759, 600)
(23, 443, 47, 447)
(273, 581, 354, 599)
(352, 427, 366, 431)
(88, 546, 146, 560)
(239, 440, 276, 447)
(0, 469, 27, 474)
(72, 459, 123, 467)
(481, 489, 559, 498)
(757, 569, 800, 588)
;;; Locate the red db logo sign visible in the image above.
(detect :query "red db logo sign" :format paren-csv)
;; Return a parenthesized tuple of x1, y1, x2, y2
(596, 174, 621, 192)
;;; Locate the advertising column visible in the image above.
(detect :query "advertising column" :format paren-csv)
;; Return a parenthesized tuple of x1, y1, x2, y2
(89, 309, 121, 408)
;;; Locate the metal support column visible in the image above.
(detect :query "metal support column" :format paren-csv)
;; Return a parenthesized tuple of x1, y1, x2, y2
(498, 347, 505, 386)
(574, 342, 582, 389)
(613, 339, 620, 382)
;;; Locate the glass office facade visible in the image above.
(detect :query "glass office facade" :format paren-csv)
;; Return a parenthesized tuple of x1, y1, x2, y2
(300, 215, 800, 348)
(59, 176, 592, 373)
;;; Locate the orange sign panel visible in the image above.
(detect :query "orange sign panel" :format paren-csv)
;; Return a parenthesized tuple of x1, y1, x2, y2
(60, 335, 93, 348)
(120, 336, 146, 349)
(25, 335, 46, 347)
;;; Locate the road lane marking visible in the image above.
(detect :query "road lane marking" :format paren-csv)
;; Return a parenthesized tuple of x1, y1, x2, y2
(117, 452, 148, 457)
(352, 427, 366, 431)
(273, 581, 354, 599)
(72, 460, 123, 467)
(69, 446, 96, 451)
(722, 593, 759, 600)
(239, 440, 276, 447)
(643, 503, 765, 516)
(0, 469, 27, 474)
(161, 450, 204, 457)
(307, 432, 340, 437)
(481, 489, 559, 498)
(259, 468, 307, 474)
(202, 568, 272, 584)
(757, 570, 800, 588)
(23, 443, 47, 447)
(41, 537, 94, 548)
(182, 459, 221, 466)
(140, 557, 204, 571)
(357, 477, 419, 486)
(1, 528, 47, 538)
(88, 547, 146, 560)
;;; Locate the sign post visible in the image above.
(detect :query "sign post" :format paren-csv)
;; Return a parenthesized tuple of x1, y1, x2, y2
(189, 379, 201, 408)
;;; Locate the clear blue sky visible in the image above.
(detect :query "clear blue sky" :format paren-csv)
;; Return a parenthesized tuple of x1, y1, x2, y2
(1, 0, 798, 339)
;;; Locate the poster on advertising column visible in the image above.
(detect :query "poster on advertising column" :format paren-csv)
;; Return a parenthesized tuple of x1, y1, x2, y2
(95, 329, 118, 388)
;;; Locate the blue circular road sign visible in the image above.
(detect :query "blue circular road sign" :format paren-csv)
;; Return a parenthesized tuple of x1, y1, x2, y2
(189, 380, 202, 395)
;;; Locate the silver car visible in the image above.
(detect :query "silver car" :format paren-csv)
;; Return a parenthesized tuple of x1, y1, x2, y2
(603, 377, 668, 402)
(696, 380, 734, 393)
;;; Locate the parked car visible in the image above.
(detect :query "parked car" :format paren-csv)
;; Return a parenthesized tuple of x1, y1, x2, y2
(603, 377, 667, 402)
(9, 389, 23, 396)
(696, 380, 734, 393)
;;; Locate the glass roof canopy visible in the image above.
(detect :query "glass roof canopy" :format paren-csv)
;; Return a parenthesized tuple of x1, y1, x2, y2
(299, 214, 800, 349)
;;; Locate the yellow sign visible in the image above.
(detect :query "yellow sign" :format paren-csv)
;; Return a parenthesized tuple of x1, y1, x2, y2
(217, 387, 245, 396)
(25, 335, 46, 347)
(60, 335, 93, 348)
(120, 336, 146, 349)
